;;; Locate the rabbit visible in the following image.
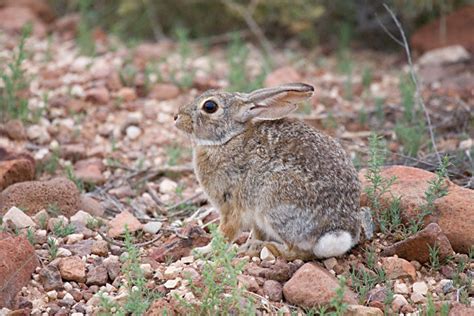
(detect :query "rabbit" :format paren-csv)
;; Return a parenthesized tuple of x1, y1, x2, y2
(174, 83, 361, 260)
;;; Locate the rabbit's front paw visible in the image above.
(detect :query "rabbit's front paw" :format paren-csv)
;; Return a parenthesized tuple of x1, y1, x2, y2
(238, 240, 265, 258)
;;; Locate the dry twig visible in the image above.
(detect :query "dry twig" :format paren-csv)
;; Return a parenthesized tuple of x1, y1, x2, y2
(381, 3, 441, 165)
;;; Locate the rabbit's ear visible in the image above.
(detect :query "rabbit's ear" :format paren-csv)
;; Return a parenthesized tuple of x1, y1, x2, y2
(238, 83, 314, 121)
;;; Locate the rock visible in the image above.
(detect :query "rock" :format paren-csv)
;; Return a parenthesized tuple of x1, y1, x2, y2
(26, 125, 50, 144)
(282, 263, 357, 308)
(411, 5, 474, 53)
(0, 149, 35, 191)
(125, 126, 141, 140)
(39, 265, 63, 291)
(79, 195, 104, 217)
(57, 247, 72, 257)
(159, 178, 177, 194)
(418, 45, 471, 66)
(164, 279, 179, 289)
(412, 281, 428, 295)
(74, 158, 105, 185)
(70, 211, 93, 225)
(149, 83, 180, 100)
(65, 233, 84, 244)
(3, 120, 27, 140)
(0, 233, 39, 309)
(140, 263, 153, 279)
(86, 266, 108, 286)
(108, 211, 143, 238)
(410, 292, 425, 304)
(247, 258, 295, 282)
(58, 256, 86, 283)
(91, 240, 109, 257)
(263, 280, 283, 302)
(2, 206, 36, 229)
(346, 305, 383, 316)
(260, 246, 276, 262)
(381, 223, 453, 264)
(60, 144, 86, 162)
(2, 0, 55, 22)
(150, 224, 210, 263)
(323, 257, 338, 271)
(143, 221, 162, 234)
(85, 87, 110, 104)
(394, 281, 409, 294)
(359, 166, 474, 253)
(32, 209, 49, 227)
(391, 294, 408, 312)
(449, 302, 474, 316)
(146, 297, 176, 316)
(238, 275, 260, 293)
(381, 256, 416, 280)
(264, 66, 302, 88)
(63, 240, 93, 257)
(0, 6, 46, 37)
(103, 256, 121, 281)
(0, 178, 81, 217)
(117, 87, 137, 102)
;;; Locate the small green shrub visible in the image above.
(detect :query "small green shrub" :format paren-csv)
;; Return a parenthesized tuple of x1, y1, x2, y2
(77, 0, 96, 56)
(53, 220, 76, 237)
(0, 24, 31, 122)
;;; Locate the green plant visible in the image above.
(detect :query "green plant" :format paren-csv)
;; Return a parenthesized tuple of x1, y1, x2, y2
(329, 276, 349, 316)
(349, 264, 386, 303)
(0, 24, 31, 122)
(364, 245, 377, 270)
(407, 156, 449, 234)
(440, 302, 449, 316)
(47, 237, 58, 260)
(86, 217, 104, 230)
(227, 33, 267, 92)
(38, 147, 60, 175)
(27, 227, 35, 245)
(183, 225, 251, 314)
(65, 164, 85, 193)
(394, 76, 424, 157)
(378, 197, 403, 235)
(47, 203, 60, 217)
(428, 244, 440, 271)
(426, 292, 436, 316)
(169, 27, 195, 89)
(53, 220, 76, 237)
(383, 286, 394, 315)
(374, 97, 385, 125)
(38, 214, 48, 230)
(77, 0, 96, 56)
(365, 134, 396, 214)
(165, 144, 184, 166)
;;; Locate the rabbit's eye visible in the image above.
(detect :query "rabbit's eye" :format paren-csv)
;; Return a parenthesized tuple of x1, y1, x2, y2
(202, 100, 218, 114)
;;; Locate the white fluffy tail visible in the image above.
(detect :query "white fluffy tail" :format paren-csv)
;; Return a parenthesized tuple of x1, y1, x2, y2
(313, 230, 354, 258)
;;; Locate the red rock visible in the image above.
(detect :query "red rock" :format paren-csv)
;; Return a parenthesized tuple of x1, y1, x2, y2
(359, 166, 474, 253)
(134, 42, 173, 67)
(79, 195, 104, 217)
(85, 87, 110, 104)
(60, 144, 87, 162)
(149, 83, 180, 100)
(381, 223, 453, 264)
(238, 275, 260, 293)
(86, 266, 108, 286)
(0, 6, 46, 37)
(449, 302, 474, 316)
(150, 225, 210, 263)
(0, 233, 39, 309)
(108, 211, 143, 238)
(263, 280, 283, 302)
(58, 256, 86, 283)
(264, 66, 302, 88)
(411, 5, 474, 53)
(2, 0, 55, 22)
(346, 305, 383, 316)
(74, 158, 106, 185)
(0, 177, 81, 216)
(380, 257, 416, 281)
(117, 87, 137, 102)
(246, 258, 294, 282)
(282, 263, 358, 308)
(3, 120, 27, 140)
(0, 148, 35, 191)
(146, 298, 176, 316)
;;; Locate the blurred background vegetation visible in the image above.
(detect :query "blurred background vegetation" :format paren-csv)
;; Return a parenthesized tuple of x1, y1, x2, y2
(48, 0, 473, 50)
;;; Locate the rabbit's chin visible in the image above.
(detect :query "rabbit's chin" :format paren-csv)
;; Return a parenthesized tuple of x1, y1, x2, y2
(191, 132, 240, 146)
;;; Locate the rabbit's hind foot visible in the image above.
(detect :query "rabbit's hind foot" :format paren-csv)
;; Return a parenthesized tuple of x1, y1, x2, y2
(313, 230, 355, 258)
(239, 240, 316, 261)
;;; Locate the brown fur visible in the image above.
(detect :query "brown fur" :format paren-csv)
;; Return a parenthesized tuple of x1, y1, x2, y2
(175, 83, 361, 259)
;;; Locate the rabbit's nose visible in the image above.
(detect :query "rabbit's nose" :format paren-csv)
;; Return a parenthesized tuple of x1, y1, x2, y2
(174, 114, 179, 121)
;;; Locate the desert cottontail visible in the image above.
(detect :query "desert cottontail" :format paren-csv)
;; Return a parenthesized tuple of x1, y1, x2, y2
(175, 83, 361, 260)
